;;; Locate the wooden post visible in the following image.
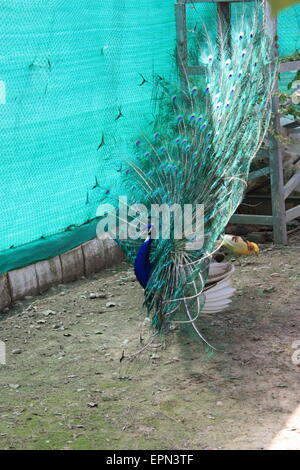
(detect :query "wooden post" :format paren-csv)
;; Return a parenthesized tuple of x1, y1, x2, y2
(264, 3, 288, 244)
(175, 0, 291, 244)
(175, 1, 189, 96)
(217, 2, 231, 40)
(269, 95, 288, 244)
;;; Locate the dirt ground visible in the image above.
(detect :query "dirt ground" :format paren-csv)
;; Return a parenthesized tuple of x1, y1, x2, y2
(0, 235, 300, 450)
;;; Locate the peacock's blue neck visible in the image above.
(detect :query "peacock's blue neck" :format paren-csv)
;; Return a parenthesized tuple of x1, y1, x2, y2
(134, 237, 152, 289)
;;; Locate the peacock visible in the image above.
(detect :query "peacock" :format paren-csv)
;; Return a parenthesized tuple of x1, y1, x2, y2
(101, 2, 277, 351)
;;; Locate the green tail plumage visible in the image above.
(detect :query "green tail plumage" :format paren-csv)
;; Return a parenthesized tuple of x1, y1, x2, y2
(103, 2, 277, 347)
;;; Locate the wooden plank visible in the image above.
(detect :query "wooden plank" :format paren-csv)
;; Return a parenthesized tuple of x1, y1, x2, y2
(245, 194, 300, 203)
(175, 0, 288, 241)
(230, 214, 274, 225)
(283, 121, 299, 130)
(267, 9, 288, 244)
(217, 2, 231, 52)
(286, 204, 300, 223)
(284, 170, 300, 200)
(269, 96, 288, 243)
(175, 2, 189, 95)
(288, 127, 300, 135)
(248, 166, 270, 181)
(280, 60, 300, 73)
(217, 2, 230, 25)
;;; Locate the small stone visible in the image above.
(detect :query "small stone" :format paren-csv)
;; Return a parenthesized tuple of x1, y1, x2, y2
(216, 401, 224, 407)
(105, 302, 116, 308)
(12, 349, 22, 355)
(9, 384, 20, 389)
(150, 353, 160, 359)
(40, 309, 56, 316)
(87, 402, 98, 408)
(120, 275, 136, 283)
(89, 292, 108, 299)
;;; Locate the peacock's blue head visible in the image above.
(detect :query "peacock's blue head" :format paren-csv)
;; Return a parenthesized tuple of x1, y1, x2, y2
(145, 223, 154, 239)
(139, 222, 156, 241)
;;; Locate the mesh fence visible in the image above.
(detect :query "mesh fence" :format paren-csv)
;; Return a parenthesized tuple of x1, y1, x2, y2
(0, 1, 299, 272)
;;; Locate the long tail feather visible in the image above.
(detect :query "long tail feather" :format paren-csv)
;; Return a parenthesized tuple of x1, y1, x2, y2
(103, 1, 276, 346)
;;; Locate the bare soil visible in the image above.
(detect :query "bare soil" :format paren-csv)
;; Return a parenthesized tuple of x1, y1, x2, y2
(0, 236, 300, 450)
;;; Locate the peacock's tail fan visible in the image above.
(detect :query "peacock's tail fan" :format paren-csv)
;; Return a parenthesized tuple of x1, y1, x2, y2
(103, 1, 277, 348)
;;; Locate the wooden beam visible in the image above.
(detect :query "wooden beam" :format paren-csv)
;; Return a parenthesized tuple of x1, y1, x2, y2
(267, 8, 288, 244)
(230, 214, 274, 225)
(175, 2, 189, 94)
(175, 0, 289, 243)
(288, 127, 300, 135)
(248, 166, 270, 181)
(269, 97, 288, 243)
(246, 194, 300, 204)
(217, 2, 231, 52)
(283, 121, 299, 130)
(279, 60, 300, 73)
(286, 204, 300, 223)
(217, 2, 230, 23)
(284, 170, 300, 200)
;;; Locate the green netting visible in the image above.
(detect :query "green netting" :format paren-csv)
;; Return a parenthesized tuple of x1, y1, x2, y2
(0, 1, 299, 274)
(0, 0, 175, 273)
(186, 2, 300, 91)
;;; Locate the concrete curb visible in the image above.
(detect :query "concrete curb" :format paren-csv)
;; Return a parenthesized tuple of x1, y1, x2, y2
(35, 256, 63, 293)
(0, 274, 11, 312)
(8, 264, 39, 300)
(0, 237, 125, 313)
